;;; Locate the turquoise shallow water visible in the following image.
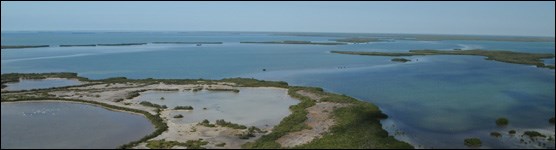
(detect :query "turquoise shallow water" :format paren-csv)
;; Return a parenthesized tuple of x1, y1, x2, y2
(1, 102, 154, 149)
(1, 32, 554, 148)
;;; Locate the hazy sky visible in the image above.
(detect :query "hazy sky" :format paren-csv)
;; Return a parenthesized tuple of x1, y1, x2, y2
(1, 1, 554, 37)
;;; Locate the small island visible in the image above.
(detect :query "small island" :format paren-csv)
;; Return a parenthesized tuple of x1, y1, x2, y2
(331, 49, 556, 69)
(152, 42, 223, 44)
(240, 40, 347, 45)
(1, 45, 50, 49)
(59, 44, 97, 47)
(97, 43, 147, 46)
(330, 37, 384, 43)
(391, 58, 411, 63)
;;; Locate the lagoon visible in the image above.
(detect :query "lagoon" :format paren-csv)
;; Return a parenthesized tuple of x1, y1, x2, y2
(1, 101, 154, 149)
(4, 78, 82, 91)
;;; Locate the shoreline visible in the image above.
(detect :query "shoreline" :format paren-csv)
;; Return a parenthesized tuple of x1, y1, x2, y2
(1, 73, 413, 149)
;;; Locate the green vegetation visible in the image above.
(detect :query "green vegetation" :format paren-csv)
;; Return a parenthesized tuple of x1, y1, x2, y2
(2, 72, 411, 149)
(490, 132, 502, 138)
(152, 42, 223, 44)
(221, 78, 288, 88)
(243, 86, 408, 149)
(184, 139, 209, 149)
(1, 72, 88, 90)
(523, 131, 546, 139)
(140, 101, 168, 109)
(59, 44, 96, 47)
(174, 106, 193, 110)
(198, 119, 216, 127)
(496, 118, 509, 126)
(97, 43, 147, 46)
(509, 130, 516, 135)
(206, 88, 240, 93)
(146, 139, 208, 149)
(331, 37, 383, 43)
(242, 87, 316, 148)
(215, 142, 226, 147)
(331, 49, 555, 69)
(464, 138, 482, 147)
(173, 114, 184, 118)
(215, 119, 247, 129)
(391, 58, 411, 63)
(1, 45, 50, 49)
(146, 139, 185, 149)
(272, 32, 555, 42)
(240, 40, 347, 45)
(550, 117, 555, 124)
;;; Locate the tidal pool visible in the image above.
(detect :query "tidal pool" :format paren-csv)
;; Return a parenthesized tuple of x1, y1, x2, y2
(134, 87, 299, 128)
(4, 78, 82, 91)
(1, 101, 154, 149)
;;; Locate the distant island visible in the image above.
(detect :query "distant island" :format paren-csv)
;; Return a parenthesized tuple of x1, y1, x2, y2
(1, 45, 50, 49)
(330, 37, 384, 43)
(97, 43, 147, 46)
(391, 58, 411, 63)
(331, 49, 555, 69)
(59, 44, 97, 47)
(240, 40, 347, 45)
(271, 32, 555, 42)
(152, 42, 223, 44)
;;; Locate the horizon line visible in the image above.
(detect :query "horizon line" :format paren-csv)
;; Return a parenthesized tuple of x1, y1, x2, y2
(1, 30, 554, 38)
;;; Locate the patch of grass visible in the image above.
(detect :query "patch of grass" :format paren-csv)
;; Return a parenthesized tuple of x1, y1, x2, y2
(216, 119, 247, 129)
(206, 88, 240, 93)
(523, 131, 546, 139)
(173, 114, 184, 118)
(509, 130, 516, 135)
(146, 139, 185, 149)
(140, 101, 168, 109)
(215, 142, 226, 147)
(496, 118, 509, 126)
(391, 58, 411, 63)
(490, 132, 502, 138)
(242, 87, 315, 148)
(174, 106, 193, 110)
(295, 103, 409, 149)
(464, 138, 482, 147)
(198, 119, 216, 127)
(331, 49, 555, 69)
(221, 78, 289, 88)
(145, 139, 208, 149)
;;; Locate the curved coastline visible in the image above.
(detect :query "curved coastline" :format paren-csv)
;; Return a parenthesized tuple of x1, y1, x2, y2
(1, 73, 413, 149)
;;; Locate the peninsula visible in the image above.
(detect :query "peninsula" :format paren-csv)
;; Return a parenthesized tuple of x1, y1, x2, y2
(331, 49, 555, 69)
(1, 72, 412, 149)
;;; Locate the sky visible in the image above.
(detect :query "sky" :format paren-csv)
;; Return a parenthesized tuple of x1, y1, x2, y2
(1, 1, 554, 37)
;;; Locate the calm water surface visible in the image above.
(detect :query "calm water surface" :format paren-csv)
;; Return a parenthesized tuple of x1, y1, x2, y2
(1, 102, 154, 149)
(1, 32, 554, 148)
(5, 78, 82, 91)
